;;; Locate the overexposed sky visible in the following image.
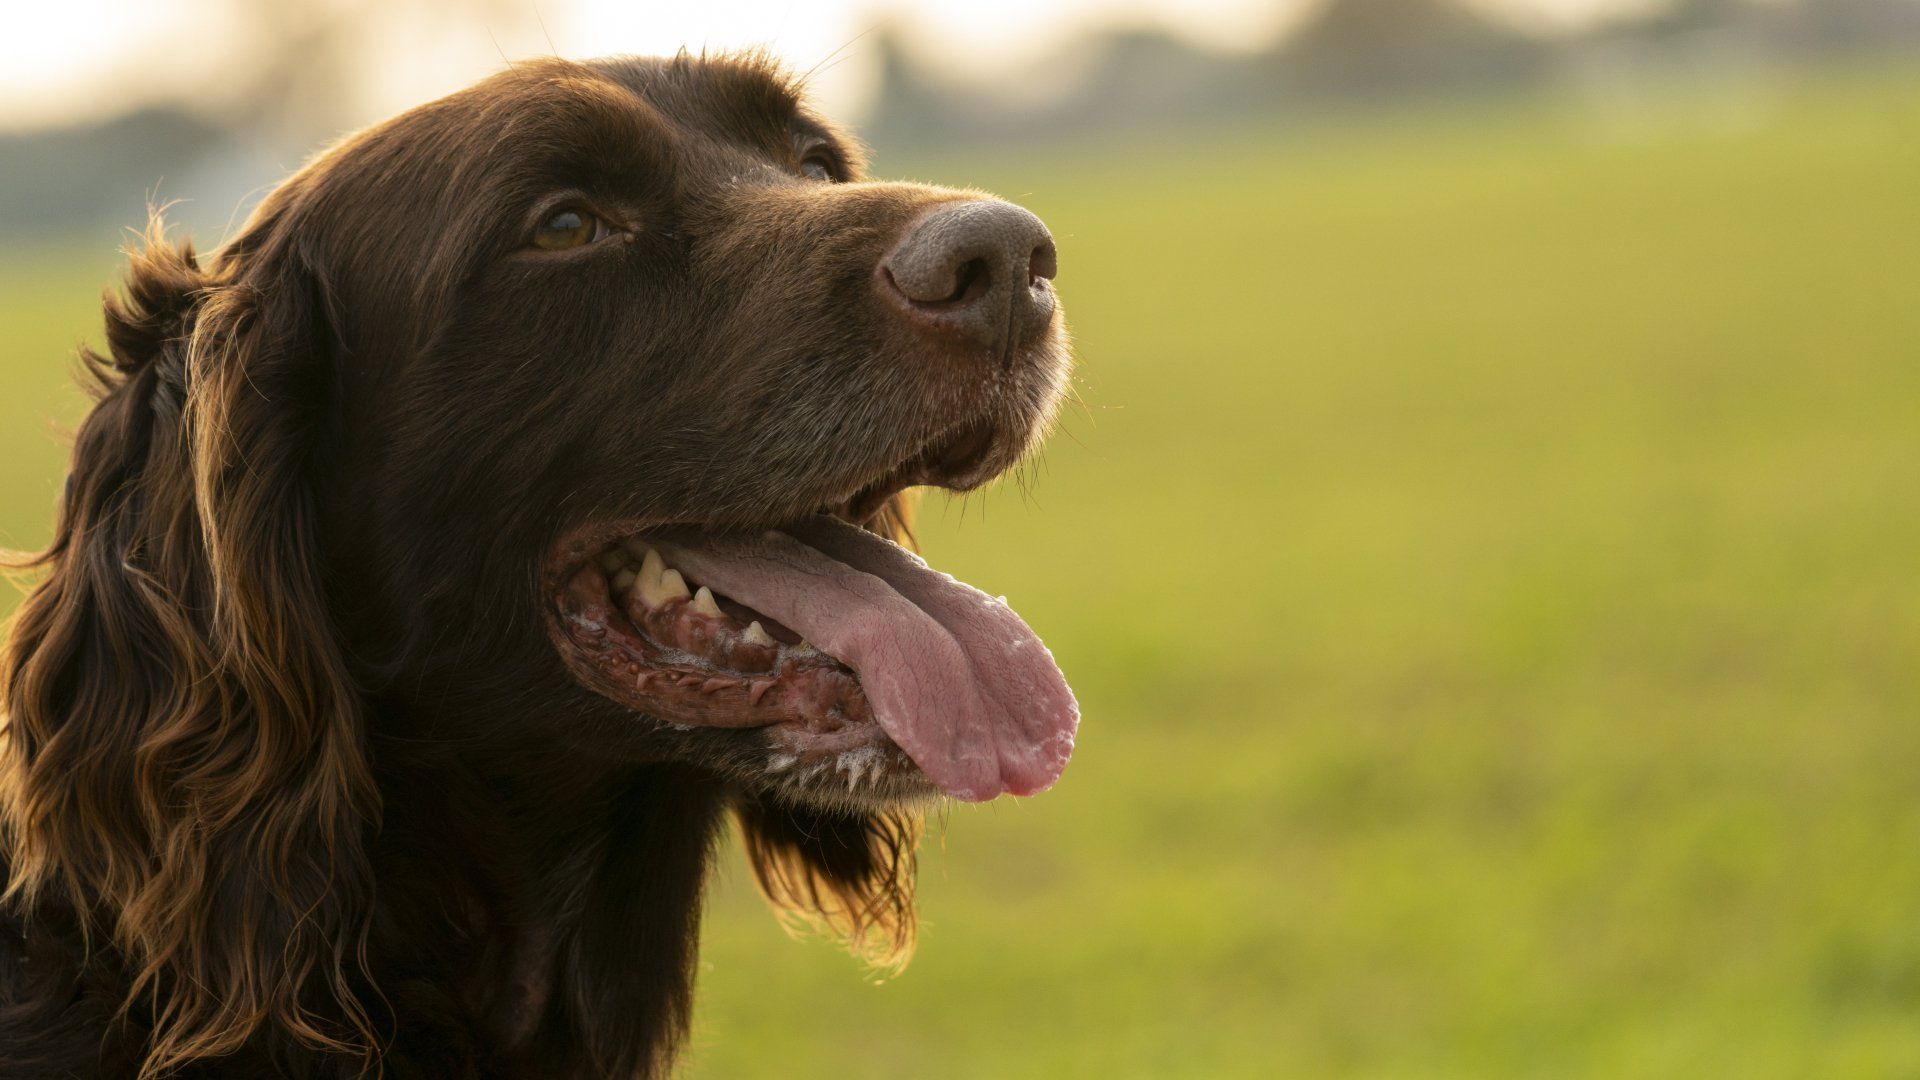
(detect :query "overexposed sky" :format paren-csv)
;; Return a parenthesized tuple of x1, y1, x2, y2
(0, 0, 1660, 132)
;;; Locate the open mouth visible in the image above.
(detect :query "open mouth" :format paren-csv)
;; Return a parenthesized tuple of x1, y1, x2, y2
(543, 431, 1079, 803)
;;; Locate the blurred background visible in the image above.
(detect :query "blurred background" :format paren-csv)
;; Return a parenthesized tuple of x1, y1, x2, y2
(4, 1, 1920, 1075)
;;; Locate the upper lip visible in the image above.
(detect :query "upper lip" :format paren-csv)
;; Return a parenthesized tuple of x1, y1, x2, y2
(825, 419, 1001, 525)
(544, 419, 1005, 588)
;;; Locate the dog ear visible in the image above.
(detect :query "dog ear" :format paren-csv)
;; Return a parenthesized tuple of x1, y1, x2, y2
(733, 489, 922, 970)
(1, 215, 381, 1074)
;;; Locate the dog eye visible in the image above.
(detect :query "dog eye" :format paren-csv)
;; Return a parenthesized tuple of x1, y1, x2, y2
(532, 208, 605, 251)
(800, 155, 837, 182)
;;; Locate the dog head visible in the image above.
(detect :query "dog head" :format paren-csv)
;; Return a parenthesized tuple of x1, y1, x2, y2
(1, 53, 1076, 1073)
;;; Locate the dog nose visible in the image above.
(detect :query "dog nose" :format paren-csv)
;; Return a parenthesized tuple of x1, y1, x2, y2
(879, 200, 1058, 358)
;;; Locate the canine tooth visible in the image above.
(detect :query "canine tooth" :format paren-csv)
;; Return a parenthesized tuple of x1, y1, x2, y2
(741, 621, 774, 647)
(639, 547, 666, 585)
(747, 679, 776, 706)
(659, 569, 690, 600)
(691, 585, 722, 618)
(610, 568, 637, 593)
(597, 550, 626, 572)
(635, 672, 655, 690)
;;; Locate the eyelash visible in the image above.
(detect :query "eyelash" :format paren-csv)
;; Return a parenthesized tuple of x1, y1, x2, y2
(800, 150, 840, 182)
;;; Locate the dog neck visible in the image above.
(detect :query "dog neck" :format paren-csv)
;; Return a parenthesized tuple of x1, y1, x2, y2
(368, 739, 730, 1076)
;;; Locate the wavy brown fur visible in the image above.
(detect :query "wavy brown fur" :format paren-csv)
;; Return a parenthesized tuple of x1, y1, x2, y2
(0, 52, 1069, 1078)
(3, 220, 381, 1075)
(737, 800, 920, 972)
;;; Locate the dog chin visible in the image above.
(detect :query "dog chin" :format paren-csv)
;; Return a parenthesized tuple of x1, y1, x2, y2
(750, 744, 946, 813)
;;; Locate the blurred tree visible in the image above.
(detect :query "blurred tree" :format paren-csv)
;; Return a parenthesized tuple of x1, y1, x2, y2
(0, 108, 223, 242)
(213, 0, 528, 143)
(863, 22, 1276, 152)
(0, 0, 536, 243)
(1273, 0, 1547, 99)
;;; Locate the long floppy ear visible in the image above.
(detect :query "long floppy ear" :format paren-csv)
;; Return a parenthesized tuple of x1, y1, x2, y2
(734, 491, 922, 971)
(0, 219, 380, 1075)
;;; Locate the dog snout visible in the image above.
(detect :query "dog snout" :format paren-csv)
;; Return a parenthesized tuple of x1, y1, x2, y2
(878, 200, 1058, 359)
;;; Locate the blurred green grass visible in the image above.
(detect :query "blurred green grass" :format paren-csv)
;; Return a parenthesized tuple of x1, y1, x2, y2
(6, 65, 1920, 1079)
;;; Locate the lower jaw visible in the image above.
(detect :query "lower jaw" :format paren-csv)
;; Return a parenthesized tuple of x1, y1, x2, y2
(548, 534, 927, 795)
(760, 737, 933, 805)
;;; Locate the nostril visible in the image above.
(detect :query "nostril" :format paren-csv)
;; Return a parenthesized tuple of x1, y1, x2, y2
(879, 199, 1057, 355)
(946, 258, 991, 305)
(1028, 240, 1058, 285)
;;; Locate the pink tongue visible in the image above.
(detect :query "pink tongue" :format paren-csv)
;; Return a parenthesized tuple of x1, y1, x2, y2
(654, 516, 1077, 801)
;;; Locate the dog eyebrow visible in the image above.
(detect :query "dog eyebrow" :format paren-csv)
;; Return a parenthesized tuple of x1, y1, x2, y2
(789, 112, 868, 177)
(789, 116, 836, 147)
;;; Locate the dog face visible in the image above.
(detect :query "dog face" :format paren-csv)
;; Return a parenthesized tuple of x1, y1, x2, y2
(261, 55, 1079, 809)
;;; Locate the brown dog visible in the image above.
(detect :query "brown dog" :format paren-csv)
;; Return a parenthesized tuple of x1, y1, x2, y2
(0, 54, 1076, 1078)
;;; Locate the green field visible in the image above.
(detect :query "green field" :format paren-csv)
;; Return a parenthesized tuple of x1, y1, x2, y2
(5, 66, 1920, 1078)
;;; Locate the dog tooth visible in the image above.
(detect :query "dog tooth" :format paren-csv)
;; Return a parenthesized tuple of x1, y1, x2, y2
(635, 672, 654, 690)
(741, 620, 774, 647)
(747, 679, 776, 706)
(636, 550, 685, 608)
(691, 585, 722, 618)
(610, 567, 636, 593)
(638, 566, 689, 609)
